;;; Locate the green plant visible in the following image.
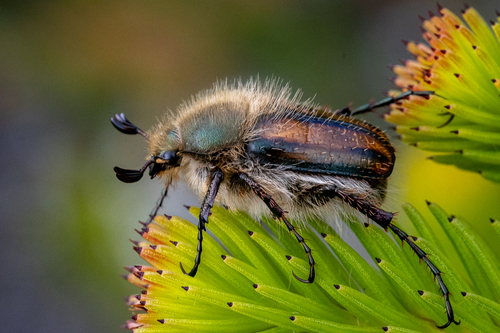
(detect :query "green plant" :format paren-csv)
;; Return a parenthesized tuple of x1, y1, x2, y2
(123, 202, 500, 332)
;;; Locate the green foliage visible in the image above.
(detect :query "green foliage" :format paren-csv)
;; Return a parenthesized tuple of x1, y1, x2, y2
(385, 7, 500, 183)
(125, 203, 500, 332)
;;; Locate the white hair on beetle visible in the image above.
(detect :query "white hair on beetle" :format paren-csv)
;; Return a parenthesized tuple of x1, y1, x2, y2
(146, 77, 390, 233)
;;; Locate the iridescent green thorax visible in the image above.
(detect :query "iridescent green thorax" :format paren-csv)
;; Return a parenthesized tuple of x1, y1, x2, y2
(180, 102, 247, 153)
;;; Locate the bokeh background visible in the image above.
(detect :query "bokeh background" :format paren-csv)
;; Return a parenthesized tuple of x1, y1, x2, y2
(2, 1, 500, 332)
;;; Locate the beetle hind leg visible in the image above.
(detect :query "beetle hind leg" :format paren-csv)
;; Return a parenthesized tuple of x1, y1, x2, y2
(315, 184, 459, 328)
(388, 223, 460, 329)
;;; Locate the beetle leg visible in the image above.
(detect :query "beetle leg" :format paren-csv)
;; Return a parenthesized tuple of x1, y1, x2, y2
(333, 107, 352, 116)
(318, 185, 459, 329)
(338, 90, 435, 116)
(436, 112, 455, 128)
(180, 168, 224, 277)
(144, 178, 171, 225)
(238, 172, 315, 284)
(387, 224, 460, 329)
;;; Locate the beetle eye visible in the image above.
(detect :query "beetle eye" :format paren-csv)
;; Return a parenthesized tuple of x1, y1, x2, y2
(157, 150, 179, 165)
(159, 150, 176, 161)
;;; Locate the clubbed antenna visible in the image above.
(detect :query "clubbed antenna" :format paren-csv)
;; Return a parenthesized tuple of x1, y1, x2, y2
(111, 113, 148, 138)
(114, 160, 153, 183)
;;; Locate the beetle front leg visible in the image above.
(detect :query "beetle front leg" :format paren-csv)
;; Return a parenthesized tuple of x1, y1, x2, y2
(144, 177, 172, 225)
(180, 168, 224, 277)
(238, 172, 315, 284)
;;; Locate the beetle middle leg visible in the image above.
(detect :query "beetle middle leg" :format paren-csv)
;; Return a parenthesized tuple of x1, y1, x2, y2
(238, 172, 315, 283)
(180, 168, 224, 277)
(313, 184, 459, 328)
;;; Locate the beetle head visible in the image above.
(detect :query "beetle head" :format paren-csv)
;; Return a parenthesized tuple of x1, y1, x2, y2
(111, 113, 181, 183)
(113, 150, 180, 183)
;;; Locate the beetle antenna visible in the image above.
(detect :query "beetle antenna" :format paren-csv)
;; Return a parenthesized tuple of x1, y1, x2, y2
(111, 113, 148, 138)
(114, 160, 153, 183)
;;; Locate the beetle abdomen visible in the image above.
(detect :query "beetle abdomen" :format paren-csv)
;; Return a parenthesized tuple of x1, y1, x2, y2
(247, 112, 395, 179)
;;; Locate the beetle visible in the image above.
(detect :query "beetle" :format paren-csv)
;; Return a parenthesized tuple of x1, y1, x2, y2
(111, 78, 459, 328)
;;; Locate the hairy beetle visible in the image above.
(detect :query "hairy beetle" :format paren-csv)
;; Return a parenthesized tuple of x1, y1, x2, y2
(112, 78, 458, 328)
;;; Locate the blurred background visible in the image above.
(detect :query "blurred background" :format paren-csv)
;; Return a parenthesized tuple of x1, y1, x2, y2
(1, 0, 499, 332)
